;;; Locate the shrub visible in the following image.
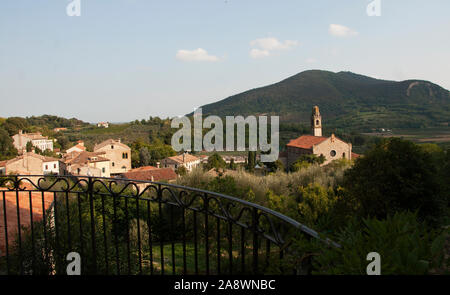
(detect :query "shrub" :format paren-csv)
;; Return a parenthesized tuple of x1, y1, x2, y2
(342, 138, 448, 226)
(309, 212, 449, 275)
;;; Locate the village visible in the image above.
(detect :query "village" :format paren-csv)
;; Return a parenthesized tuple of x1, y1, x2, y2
(0, 106, 358, 185)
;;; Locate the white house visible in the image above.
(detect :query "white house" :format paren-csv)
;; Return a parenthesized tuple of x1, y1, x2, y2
(12, 130, 54, 154)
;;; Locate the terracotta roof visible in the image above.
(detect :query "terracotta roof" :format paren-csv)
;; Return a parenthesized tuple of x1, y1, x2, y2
(286, 135, 328, 149)
(63, 151, 109, 165)
(3, 152, 60, 165)
(0, 160, 7, 167)
(352, 152, 360, 159)
(67, 143, 86, 152)
(165, 153, 199, 164)
(123, 168, 177, 182)
(128, 166, 158, 172)
(21, 132, 47, 140)
(94, 139, 130, 151)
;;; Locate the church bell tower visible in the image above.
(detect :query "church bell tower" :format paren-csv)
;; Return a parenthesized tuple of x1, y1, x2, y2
(311, 106, 322, 137)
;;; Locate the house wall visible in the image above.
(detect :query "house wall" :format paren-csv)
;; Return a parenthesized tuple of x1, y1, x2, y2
(6, 156, 43, 175)
(89, 161, 110, 178)
(12, 134, 30, 152)
(286, 146, 313, 167)
(161, 159, 200, 172)
(95, 144, 131, 175)
(43, 161, 66, 175)
(32, 139, 53, 152)
(75, 166, 102, 177)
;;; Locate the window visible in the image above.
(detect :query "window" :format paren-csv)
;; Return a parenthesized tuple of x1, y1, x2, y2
(111, 145, 114, 149)
(112, 162, 115, 167)
(330, 150, 336, 157)
(316, 120, 319, 125)
(54, 164, 57, 169)
(342, 152, 346, 158)
(122, 152, 128, 159)
(45, 165, 48, 170)
(102, 167, 105, 173)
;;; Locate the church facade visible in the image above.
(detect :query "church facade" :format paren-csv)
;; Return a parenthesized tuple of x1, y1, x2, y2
(281, 106, 355, 167)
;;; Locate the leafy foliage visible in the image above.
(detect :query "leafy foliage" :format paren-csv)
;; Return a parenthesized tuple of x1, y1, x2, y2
(204, 153, 226, 170)
(290, 154, 325, 172)
(342, 138, 449, 226)
(309, 212, 449, 275)
(0, 127, 18, 160)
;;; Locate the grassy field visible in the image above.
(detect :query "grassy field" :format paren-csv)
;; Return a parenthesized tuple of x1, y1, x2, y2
(362, 126, 450, 149)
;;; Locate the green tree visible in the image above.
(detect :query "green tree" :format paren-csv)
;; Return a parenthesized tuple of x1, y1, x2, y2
(139, 147, 151, 167)
(229, 158, 237, 170)
(3, 117, 29, 136)
(205, 153, 226, 170)
(310, 212, 448, 275)
(175, 165, 187, 176)
(247, 151, 256, 172)
(0, 127, 18, 160)
(290, 154, 325, 172)
(342, 138, 447, 226)
(26, 141, 33, 152)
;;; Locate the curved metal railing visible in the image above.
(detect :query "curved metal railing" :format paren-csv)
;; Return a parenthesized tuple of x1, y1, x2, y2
(0, 175, 338, 275)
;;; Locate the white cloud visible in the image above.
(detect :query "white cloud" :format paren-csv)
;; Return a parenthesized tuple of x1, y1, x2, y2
(176, 48, 219, 62)
(250, 37, 298, 51)
(249, 37, 298, 59)
(306, 58, 317, 64)
(329, 24, 358, 37)
(250, 49, 270, 59)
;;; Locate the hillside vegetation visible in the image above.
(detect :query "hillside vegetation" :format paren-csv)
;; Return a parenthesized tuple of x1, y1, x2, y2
(198, 70, 450, 131)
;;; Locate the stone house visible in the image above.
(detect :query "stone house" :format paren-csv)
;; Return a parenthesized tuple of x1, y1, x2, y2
(0, 152, 65, 176)
(63, 151, 110, 178)
(161, 153, 200, 172)
(93, 139, 131, 175)
(12, 130, 54, 154)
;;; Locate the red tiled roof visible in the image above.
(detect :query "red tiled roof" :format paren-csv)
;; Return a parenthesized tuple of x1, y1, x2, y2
(165, 153, 199, 164)
(69, 143, 86, 151)
(63, 151, 108, 165)
(123, 168, 177, 182)
(352, 152, 360, 159)
(128, 166, 158, 172)
(286, 135, 328, 149)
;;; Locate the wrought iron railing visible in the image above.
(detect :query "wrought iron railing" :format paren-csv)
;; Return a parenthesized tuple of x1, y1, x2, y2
(0, 175, 338, 275)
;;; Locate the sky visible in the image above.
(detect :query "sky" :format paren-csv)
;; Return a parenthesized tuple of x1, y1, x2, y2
(0, 0, 449, 123)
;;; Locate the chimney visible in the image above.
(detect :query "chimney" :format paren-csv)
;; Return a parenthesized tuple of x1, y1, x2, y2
(19, 130, 23, 135)
(331, 133, 335, 142)
(156, 162, 160, 168)
(117, 139, 121, 143)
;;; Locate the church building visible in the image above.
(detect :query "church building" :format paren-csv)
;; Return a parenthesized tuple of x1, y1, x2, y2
(282, 106, 355, 167)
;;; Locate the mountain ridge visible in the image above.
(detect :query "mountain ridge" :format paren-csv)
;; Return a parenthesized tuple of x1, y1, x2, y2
(195, 70, 450, 131)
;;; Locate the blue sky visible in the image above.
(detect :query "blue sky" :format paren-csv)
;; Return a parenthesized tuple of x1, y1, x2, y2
(0, 0, 449, 122)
